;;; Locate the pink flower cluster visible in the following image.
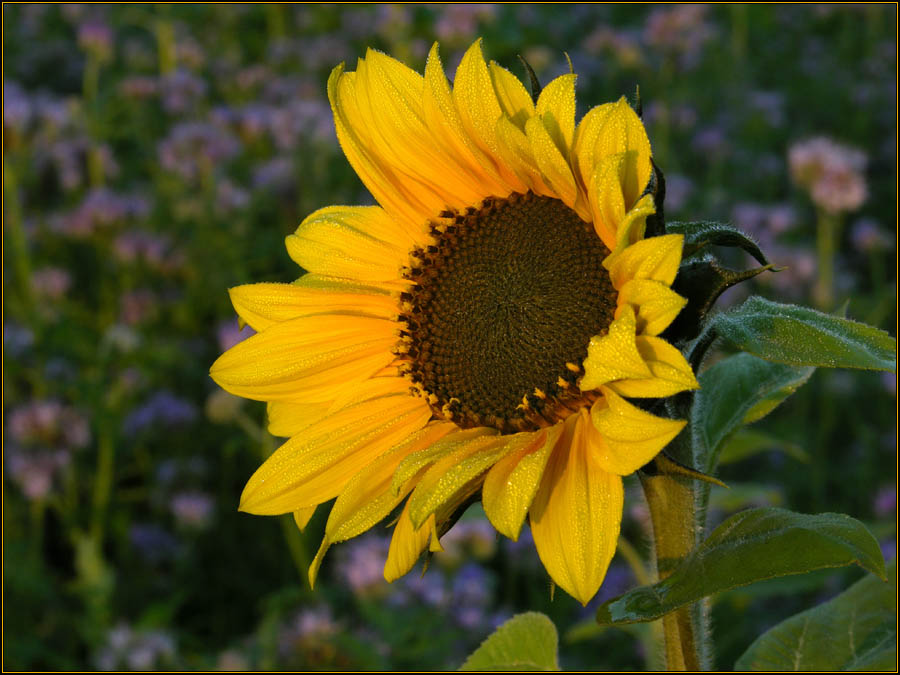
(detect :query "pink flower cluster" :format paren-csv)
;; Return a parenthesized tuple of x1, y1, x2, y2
(788, 137, 868, 214)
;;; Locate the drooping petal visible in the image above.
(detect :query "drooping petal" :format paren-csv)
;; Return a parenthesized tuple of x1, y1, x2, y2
(325, 423, 458, 543)
(239, 394, 432, 514)
(591, 386, 686, 475)
(306, 422, 457, 588)
(615, 277, 688, 336)
(529, 410, 624, 605)
(285, 206, 414, 282)
(384, 501, 438, 582)
(580, 305, 651, 391)
(482, 424, 564, 540)
(209, 314, 397, 401)
(494, 115, 550, 194)
(603, 233, 684, 290)
(228, 278, 398, 331)
(293, 505, 317, 532)
(390, 428, 499, 496)
(407, 431, 541, 529)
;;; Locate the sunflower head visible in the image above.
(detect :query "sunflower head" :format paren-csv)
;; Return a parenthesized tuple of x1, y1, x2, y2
(210, 39, 698, 606)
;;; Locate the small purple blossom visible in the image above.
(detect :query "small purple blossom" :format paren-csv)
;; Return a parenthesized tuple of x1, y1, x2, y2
(159, 70, 208, 115)
(170, 490, 215, 529)
(77, 19, 113, 60)
(873, 485, 896, 519)
(850, 218, 893, 253)
(123, 391, 197, 435)
(129, 523, 181, 564)
(217, 319, 255, 352)
(52, 189, 149, 237)
(158, 122, 241, 182)
(336, 534, 391, 598)
(95, 623, 177, 671)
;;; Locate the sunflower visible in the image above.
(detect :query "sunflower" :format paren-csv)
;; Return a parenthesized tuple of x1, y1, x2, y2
(210, 39, 698, 605)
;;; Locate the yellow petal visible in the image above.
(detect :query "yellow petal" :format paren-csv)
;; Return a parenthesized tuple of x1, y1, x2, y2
(530, 410, 624, 605)
(325, 422, 457, 543)
(267, 400, 331, 437)
(613, 193, 655, 251)
(580, 305, 651, 391)
(536, 73, 576, 156)
(209, 314, 396, 402)
(603, 233, 684, 290)
(607, 336, 700, 398)
(587, 153, 627, 250)
(328, 65, 432, 234)
(489, 61, 534, 130)
(239, 394, 431, 514)
(453, 40, 526, 191)
(591, 386, 686, 475)
(359, 50, 486, 211)
(616, 277, 688, 336)
(407, 431, 540, 529)
(422, 43, 510, 197)
(572, 102, 615, 190)
(228, 278, 398, 332)
(384, 501, 437, 582)
(494, 115, 549, 193)
(390, 427, 498, 496)
(592, 97, 652, 208)
(285, 205, 412, 282)
(482, 424, 564, 540)
(293, 505, 317, 532)
(525, 115, 578, 207)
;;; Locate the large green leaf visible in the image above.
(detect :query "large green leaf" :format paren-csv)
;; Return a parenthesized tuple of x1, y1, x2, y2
(693, 352, 814, 473)
(460, 612, 560, 671)
(595, 508, 886, 625)
(712, 297, 897, 371)
(735, 561, 897, 671)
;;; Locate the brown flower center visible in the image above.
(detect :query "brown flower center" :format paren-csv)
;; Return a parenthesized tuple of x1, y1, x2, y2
(398, 192, 616, 433)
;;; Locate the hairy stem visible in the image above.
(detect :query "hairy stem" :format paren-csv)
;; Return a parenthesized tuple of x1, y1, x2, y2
(640, 457, 710, 670)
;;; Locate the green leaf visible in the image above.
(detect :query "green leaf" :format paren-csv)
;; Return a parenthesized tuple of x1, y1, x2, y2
(595, 508, 886, 626)
(718, 428, 809, 466)
(708, 482, 784, 512)
(713, 297, 897, 371)
(693, 352, 814, 474)
(735, 561, 897, 671)
(460, 612, 560, 671)
(666, 221, 770, 266)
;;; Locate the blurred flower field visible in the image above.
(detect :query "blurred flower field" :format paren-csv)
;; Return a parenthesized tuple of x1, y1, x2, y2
(3, 4, 896, 670)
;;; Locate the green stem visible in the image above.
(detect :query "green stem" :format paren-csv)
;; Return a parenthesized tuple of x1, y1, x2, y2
(3, 158, 34, 312)
(814, 210, 842, 309)
(640, 463, 709, 670)
(90, 428, 116, 542)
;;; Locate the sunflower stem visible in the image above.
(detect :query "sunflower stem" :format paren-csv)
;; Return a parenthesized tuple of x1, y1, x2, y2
(640, 465, 709, 671)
